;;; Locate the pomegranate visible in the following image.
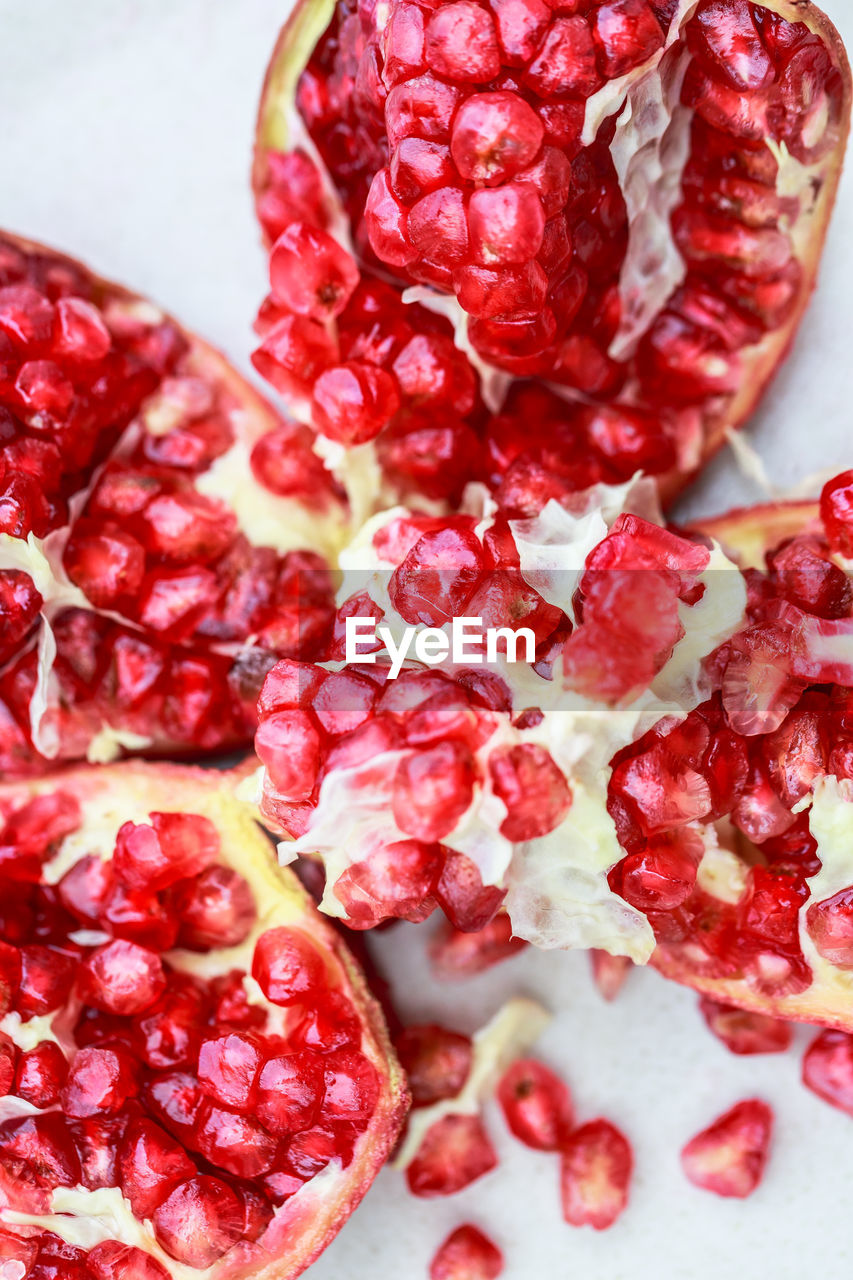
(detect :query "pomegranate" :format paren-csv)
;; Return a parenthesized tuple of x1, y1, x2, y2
(429, 1224, 504, 1280)
(252, 0, 849, 505)
(0, 232, 364, 776)
(0, 761, 408, 1278)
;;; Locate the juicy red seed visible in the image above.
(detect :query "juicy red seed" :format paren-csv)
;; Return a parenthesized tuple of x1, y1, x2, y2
(802, 1029, 853, 1115)
(407, 1114, 498, 1197)
(0, 1112, 82, 1197)
(429, 913, 527, 979)
(16, 945, 76, 1017)
(269, 223, 359, 321)
(389, 524, 486, 626)
(806, 886, 853, 967)
(698, 997, 793, 1056)
(468, 184, 546, 266)
(450, 92, 544, 184)
(560, 1119, 633, 1229)
(251, 926, 326, 1006)
(57, 855, 113, 924)
(134, 977, 207, 1069)
(615, 837, 700, 911)
(77, 939, 166, 1015)
(64, 525, 146, 607)
(593, 0, 664, 78)
(320, 1049, 381, 1128)
(173, 865, 256, 950)
(14, 1041, 68, 1108)
(334, 839, 442, 928)
(680, 1099, 773, 1198)
(119, 1117, 197, 1220)
(312, 361, 401, 445)
(429, 1225, 504, 1280)
(152, 1176, 244, 1268)
(288, 991, 362, 1054)
(141, 1070, 204, 1142)
(590, 950, 633, 1001)
(61, 1045, 138, 1118)
(425, 2, 501, 82)
(394, 1024, 473, 1106)
(488, 743, 571, 841)
(0, 1034, 17, 1096)
(197, 1031, 265, 1110)
(821, 470, 853, 557)
(497, 1058, 573, 1151)
(392, 741, 475, 841)
(255, 709, 321, 800)
(256, 1052, 325, 1135)
(249, 419, 335, 496)
(0, 941, 21, 1016)
(70, 1116, 127, 1191)
(88, 1241, 171, 1280)
(434, 849, 505, 933)
(99, 880, 179, 953)
(195, 1100, 279, 1177)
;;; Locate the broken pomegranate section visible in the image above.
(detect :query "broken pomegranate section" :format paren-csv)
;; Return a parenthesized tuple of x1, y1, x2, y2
(0, 762, 407, 1279)
(0, 232, 359, 776)
(254, 0, 849, 502)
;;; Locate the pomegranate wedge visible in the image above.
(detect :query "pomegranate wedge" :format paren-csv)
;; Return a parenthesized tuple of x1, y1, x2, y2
(252, 0, 849, 504)
(0, 761, 408, 1279)
(0, 232, 364, 777)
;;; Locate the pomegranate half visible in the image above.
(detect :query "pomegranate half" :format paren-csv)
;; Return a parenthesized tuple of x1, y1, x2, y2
(0, 232, 366, 777)
(252, 0, 850, 504)
(0, 760, 408, 1278)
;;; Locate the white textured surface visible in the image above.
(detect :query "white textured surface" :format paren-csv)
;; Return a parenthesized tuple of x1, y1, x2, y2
(1, 1, 853, 1276)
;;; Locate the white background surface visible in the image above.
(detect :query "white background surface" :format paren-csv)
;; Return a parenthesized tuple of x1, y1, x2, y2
(2, 2, 853, 1276)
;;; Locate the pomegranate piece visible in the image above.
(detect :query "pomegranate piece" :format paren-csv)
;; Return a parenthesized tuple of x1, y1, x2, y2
(406, 1114, 498, 1197)
(680, 1099, 773, 1197)
(429, 1225, 504, 1280)
(560, 1119, 633, 1229)
(497, 1058, 573, 1151)
(698, 996, 793, 1055)
(0, 762, 409, 1280)
(590, 950, 632, 1001)
(394, 1024, 473, 1106)
(802, 1030, 853, 1115)
(16, 945, 76, 1017)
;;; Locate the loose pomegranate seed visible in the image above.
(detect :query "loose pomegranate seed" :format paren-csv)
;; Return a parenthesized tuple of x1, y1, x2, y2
(87, 1241, 171, 1280)
(61, 1045, 139, 1117)
(312, 362, 401, 445)
(680, 1099, 773, 1198)
(698, 997, 793, 1055)
(393, 743, 476, 842)
(406, 1114, 498, 1197)
(256, 1053, 325, 1135)
(498, 1058, 573, 1151)
(269, 223, 359, 322)
(14, 1040, 68, 1108)
(590, 950, 633, 1001)
(119, 1117, 197, 1219)
(802, 1029, 853, 1116)
(394, 1025, 473, 1106)
(429, 1225, 504, 1280)
(77, 939, 166, 1015)
(335, 839, 442, 928)
(560, 1119, 633, 1229)
(429, 914, 528, 979)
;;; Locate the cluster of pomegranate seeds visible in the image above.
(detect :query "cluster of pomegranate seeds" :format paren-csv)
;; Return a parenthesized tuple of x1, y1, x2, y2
(288, 0, 844, 477)
(0, 790, 383, 1271)
(429, 1224, 504, 1280)
(680, 1099, 774, 1198)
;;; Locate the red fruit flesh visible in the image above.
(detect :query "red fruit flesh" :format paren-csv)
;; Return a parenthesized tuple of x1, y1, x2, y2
(255, 0, 849, 507)
(802, 1029, 853, 1114)
(698, 996, 793, 1055)
(0, 762, 408, 1280)
(497, 1057, 573, 1151)
(680, 1099, 773, 1198)
(406, 1113, 499, 1196)
(394, 1024, 473, 1106)
(0, 232, 347, 776)
(430, 1225, 504, 1280)
(560, 1118, 633, 1229)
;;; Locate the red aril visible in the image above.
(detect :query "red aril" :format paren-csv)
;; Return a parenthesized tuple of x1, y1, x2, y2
(802, 1029, 853, 1115)
(394, 1024, 473, 1106)
(406, 1113, 498, 1197)
(698, 997, 793, 1055)
(590, 950, 632, 1001)
(680, 1099, 773, 1197)
(0, 761, 408, 1280)
(560, 1119, 633, 1229)
(429, 1225, 504, 1280)
(497, 1058, 573, 1151)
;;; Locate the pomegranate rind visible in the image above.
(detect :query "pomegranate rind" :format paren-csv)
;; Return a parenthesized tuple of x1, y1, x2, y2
(252, 1, 851, 506)
(0, 761, 409, 1280)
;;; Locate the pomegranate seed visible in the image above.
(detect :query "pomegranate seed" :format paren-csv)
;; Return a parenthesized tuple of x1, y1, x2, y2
(112, 811, 218, 891)
(69, 1115, 126, 1190)
(269, 223, 359, 321)
(430, 914, 527, 979)
(251, 316, 338, 402)
(252, 927, 326, 1005)
(425, 3, 501, 82)
(468, 183, 545, 265)
(698, 997, 793, 1055)
(312, 361, 401, 444)
(802, 1029, 853, 1116)
(88, 1241, 171, 1280)
(256, 1052, 325, 1135)
(57, 855, 113, 924)
(488, 743, 571, 841)
(524, 17, 603, 97)
(365, 169, 418, 267)
(133, 976, 207, 1069)
(394, 1024, 473, 1106)
(119, 1117, 197, 1219)
(16, 945, 76, 1017)
(590, 950, 633, 1001)
(0, 1113, 81, 1203)
(195, 1101, 279, 1177)
(197, 1031, 265, 1110)
(560, 1119, 632, 1229)
(0, 941, 21, 1015)
(141, 1070, 204, 1143)
(172, 865, 256, 950)
(821, 470, 853, 557)
(255, 710, 321, 800)
(450, 92, 543, 187)
(407, 1114, 498, 1196)
(100, 880, 179, 952)
(593, 0, 664, 77)
(61, 1045, 138, 1118)
(0, 284, 55, 346)
(321, 1049, 381, 1128)
(389, 139, 455, 204)
(138, 566, 220, 638)
(335, 839, 442, 928)
(289, 991, 362, 1053)
(804, 885, 853, 968)
(392, 742, 476, 841)
(142, 492, 236, 563)
(77, 939, 166, 1015)
(14, 1041, 68, 1108)
(152, 1176, 244, 1267)
(680, 1099, 773, 1197)
(0, 1228, 37, 1277)
(64, 524, 146, 607)
(0, 1034, 17, 1095)
(498, 1058, 573, 1151)
(435, 850, 505, 932)
(53, 296, 112, 361)
(690, 0, 773, 91)
(429, 1225, 504, 1280)
(615, 833, 701, 911)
